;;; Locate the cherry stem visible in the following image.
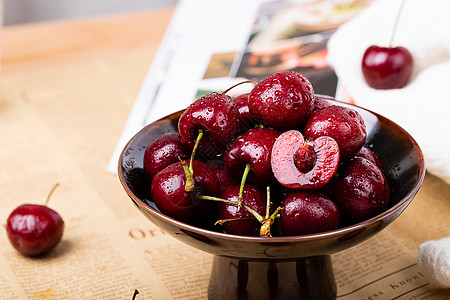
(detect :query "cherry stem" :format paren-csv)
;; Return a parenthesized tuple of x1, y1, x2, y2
(238, 164, 252, 207)
(44, 183, 60, 206)
(180, 159, 194, 192)
(389, 0, 407, 47)
(198, 195, 264, 223)
(265, 186, 271, 219)
(221, 80, 257, 95)
(132, 289, 139, 300)
(183, 129, 204, 193)
(260, 205, 284, 238)
(215, 217, 257, 226)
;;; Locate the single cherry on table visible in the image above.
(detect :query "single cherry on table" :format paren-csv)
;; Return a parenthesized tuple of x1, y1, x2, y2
(6, 183, 65, 256)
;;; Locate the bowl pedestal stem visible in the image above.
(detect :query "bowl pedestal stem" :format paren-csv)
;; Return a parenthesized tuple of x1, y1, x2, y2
(208, 254, 336, 299)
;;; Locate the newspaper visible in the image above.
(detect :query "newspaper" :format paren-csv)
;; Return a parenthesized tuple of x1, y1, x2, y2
(1, 1, 448, 299)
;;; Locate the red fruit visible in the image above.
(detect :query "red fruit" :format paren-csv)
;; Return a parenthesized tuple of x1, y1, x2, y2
(206, 159, 238, 192)
(6, 203, 64, 256)
(151, 160, 219, 223)
(178, 92, 240, 159)
(328, 157, 390, 223)
(271, 130, 339, 190)
(248, 71, 315, 131)
(143, 132, 189, 181)
(216, 185, 267, 236)
(354, 146, 382, 170)
(278, 191, 339, 236)
(224, 127, 281, 186)
(362, 45, 413, 89)
(304, 105, 366, 160)
(233, 93, 259, 131)
(312, 96, 333, 114)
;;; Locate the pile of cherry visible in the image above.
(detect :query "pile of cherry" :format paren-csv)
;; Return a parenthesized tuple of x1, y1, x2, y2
(143, 71, 390, 237)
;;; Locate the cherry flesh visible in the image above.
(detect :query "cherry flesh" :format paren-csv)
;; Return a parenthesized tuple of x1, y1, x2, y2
(362, 45, 413, 90)
(304, 105, 366, 160)
(178, 92, 239, 159)
(6, 185, 64, 256)
(278, 191, 339, 236)
(248, 71, 315, 131)
(327, 157, 390, 224)
(143, 132, 189, 181)
(271, 130, 339, 190)
(151, 159, 219, 224)
(216, 185, 267, 236)
(224, 127, 281, 186)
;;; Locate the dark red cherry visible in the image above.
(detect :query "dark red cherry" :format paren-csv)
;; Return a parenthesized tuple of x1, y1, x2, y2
(278, 191, 339, 236)
(248, 71, 315, 131)
(216, 185, 267, 236)
(206, 159, 238, 192)
(151, 160, 219, 224)
(271, 130, 339, 190)
(304, 105, 366, 160)
(312, 95, 333, 114)
(6, 184, 64, 256)
(143, 132, 189, 181)
(362, 45, 413, 89)
(224, 127, 281, 186)
(327, 157, 390, 224)
(178, 92, 240, 159)
(354, 146, 382, 170)
(233, 92, 259, 131)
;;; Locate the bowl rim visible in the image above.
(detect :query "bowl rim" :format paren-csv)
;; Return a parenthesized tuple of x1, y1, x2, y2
(118, 100, 426, 243)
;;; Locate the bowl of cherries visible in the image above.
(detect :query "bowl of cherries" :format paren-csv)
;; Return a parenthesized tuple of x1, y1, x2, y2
(118, 71, 425, 299)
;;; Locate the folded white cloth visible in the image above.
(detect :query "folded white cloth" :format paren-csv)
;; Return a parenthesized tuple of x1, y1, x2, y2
(418, 236, 450, 288)
(327, 0, 450, 185)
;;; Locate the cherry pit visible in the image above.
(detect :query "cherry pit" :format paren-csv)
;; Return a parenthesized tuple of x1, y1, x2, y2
(144, 71, 390, 237)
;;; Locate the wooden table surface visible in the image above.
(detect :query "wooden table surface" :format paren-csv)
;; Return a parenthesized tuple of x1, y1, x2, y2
(2, 7, 174, 75)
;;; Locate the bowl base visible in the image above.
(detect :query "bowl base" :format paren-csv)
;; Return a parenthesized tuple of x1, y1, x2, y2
(208, 255, 336, 299)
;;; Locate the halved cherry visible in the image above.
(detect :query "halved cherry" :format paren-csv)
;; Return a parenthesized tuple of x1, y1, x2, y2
(271, 130, 339, 190)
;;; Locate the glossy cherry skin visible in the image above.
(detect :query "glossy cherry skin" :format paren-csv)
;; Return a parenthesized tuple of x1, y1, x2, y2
(6, 204, 64, 256)
(206, 159, 238, 192)
(151, 160, 219, 224)
(278, 191, 339, 236)
(233, 93, 259, 131)
(143, 132, 189, 181)
(216, 185, 267, 236)
(248, 71, 315, 131)
(271, 130, 340, 190)
(362, 45, 413, 89)
(312, 96, 333, 114)
(178, 92, 240, 159)
(304, 105, 367, 160)
(224, 127, 281, 186)
(355, 146, 382, 170)
(327, 157, 390, 224)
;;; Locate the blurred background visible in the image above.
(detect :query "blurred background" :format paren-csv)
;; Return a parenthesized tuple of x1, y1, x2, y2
(3, 0, 179, 25)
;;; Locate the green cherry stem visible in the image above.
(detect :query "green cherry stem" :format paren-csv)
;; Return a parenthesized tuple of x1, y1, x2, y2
(238, 164, 252, 207)
(44, 183, 60, 206)
(183, 129, 204, 193)
(198, 195, 264, 223)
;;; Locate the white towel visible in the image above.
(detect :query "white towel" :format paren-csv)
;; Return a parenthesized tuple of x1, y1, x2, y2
(418, 236, 450, 288)
(327, 0, 450, 185)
